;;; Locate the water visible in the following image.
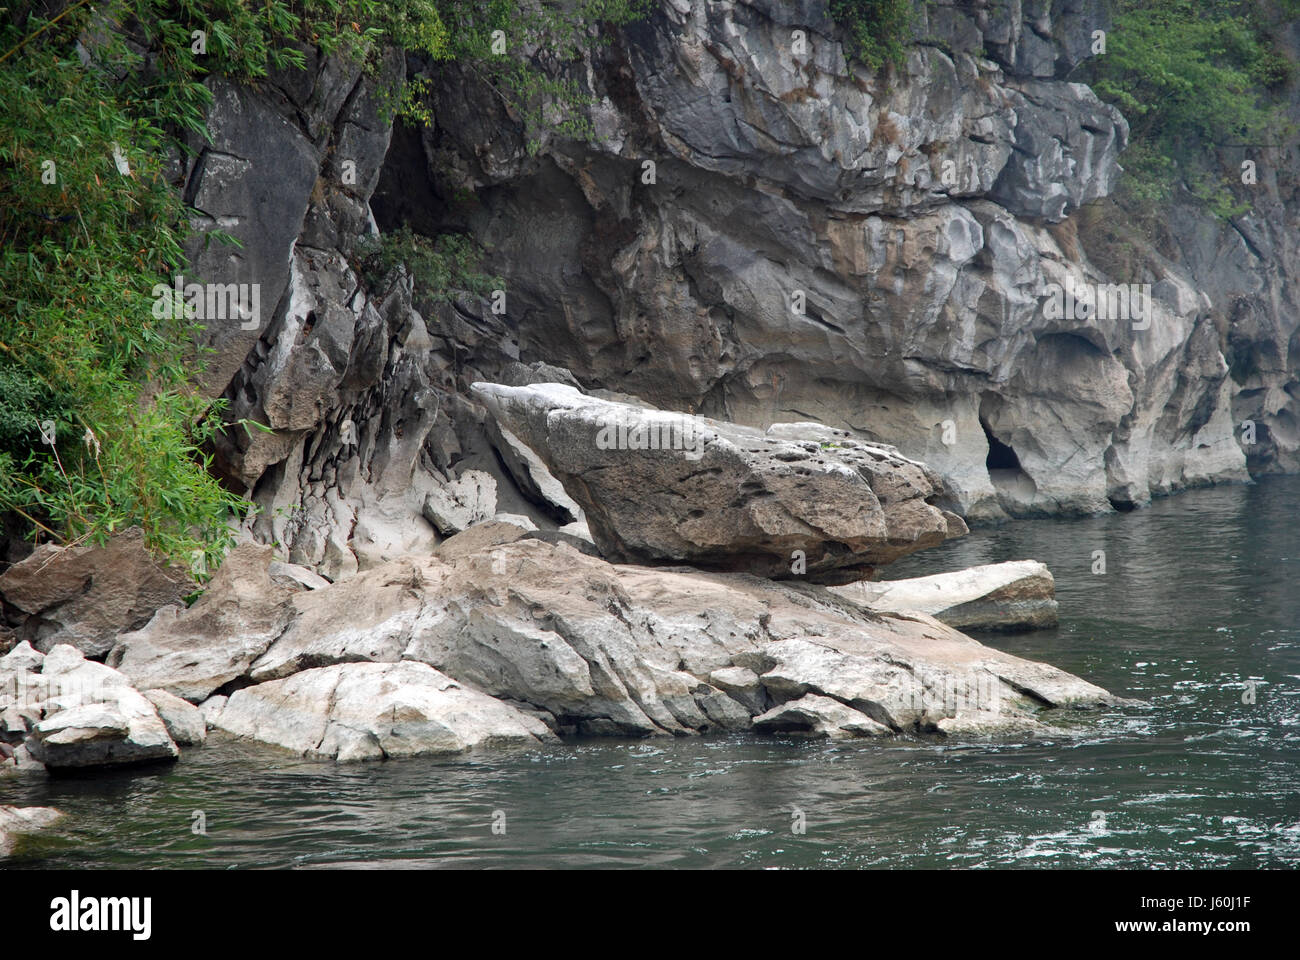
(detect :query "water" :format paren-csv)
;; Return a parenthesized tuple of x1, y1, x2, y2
(5, 478, 1299, 868)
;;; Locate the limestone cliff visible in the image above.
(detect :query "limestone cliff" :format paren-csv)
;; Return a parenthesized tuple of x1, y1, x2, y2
(190, 0, 1298, 578)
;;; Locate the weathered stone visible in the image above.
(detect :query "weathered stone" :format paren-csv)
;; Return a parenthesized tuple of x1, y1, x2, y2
(107, 543, 294, 702)
(832, 560, 1059, 631)
(24, 645, 178, 768)
(421, 470, 498, 535)
(473, 382, 967, 584)
(0, 805, 63, 857)
(143, 689, 207, 746)
(215, 661, 555, 760)
(0, 528, 191, 657)
(753, 694, 892, 739)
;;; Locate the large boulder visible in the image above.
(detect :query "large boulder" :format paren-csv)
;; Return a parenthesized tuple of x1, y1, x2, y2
(220, 538, 1121, 742)
(211, 661, 555, 760)
(831, 560, 1059, 631)
(107, 543, 295, 703)
(471, 382, 967, 584)
(0, 527, 191, 657)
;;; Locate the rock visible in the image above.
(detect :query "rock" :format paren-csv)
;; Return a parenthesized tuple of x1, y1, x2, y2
(831, 560, 1059, 631)
(485, 421, 584, 525)
(107, 543, 294, 703)
(421, 470, 497, 535)
(472, 382, 967, 584)
(433, 520, 531, 562)
(143, 689, 207, 746)
(492, 512, 538, 532)
(0, 639, 44, 673)
(25, 645, 178, 769)
(214, 661, 555, 760)
(198, 695, 228, 730)
(0, 805, 63, 857)
(235, 538, 1121, 740)
(753, 694, 892, 739)
(269, 560, 331, 592)
(0, 527, 192, 656)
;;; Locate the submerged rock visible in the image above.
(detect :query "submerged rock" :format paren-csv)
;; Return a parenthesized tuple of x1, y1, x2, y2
(472, 382, 967, 584)
(832, 560, 1059, 631)
(0, 805, 63, 857)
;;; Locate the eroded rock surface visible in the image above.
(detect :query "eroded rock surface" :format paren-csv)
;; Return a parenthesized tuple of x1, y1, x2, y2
(832, 560, 1059, 631)
(473, 382, 967, 583)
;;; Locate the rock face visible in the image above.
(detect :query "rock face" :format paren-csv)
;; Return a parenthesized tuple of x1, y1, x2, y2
(110, 0, 1292, 590)
(0, 805, 63, 857)
(210, 661, 555, 761)
(473, 382, 967, 583)
(831, 560, 1059, 632)
(141, 534, 1122, 756)
(0, 528, 191, 657)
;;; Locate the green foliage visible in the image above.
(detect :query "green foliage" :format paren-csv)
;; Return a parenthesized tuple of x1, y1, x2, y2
(828, 0, 917, 71)
(355, 225, 499, 302)
(426, 0, 652, 149)
(1086, 0, 1295, 219)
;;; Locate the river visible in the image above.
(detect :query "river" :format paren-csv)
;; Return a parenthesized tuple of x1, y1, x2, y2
(5, 477, 1298, 868)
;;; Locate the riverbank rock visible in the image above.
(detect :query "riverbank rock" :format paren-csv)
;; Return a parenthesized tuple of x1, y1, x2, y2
(22, 645, 178, 769)
(472, 382, 967, 584)
(210, 661, 555, 760)
(0, 528, 191, 657)
(181, 537, 1120, 755)
(831, 560, 1059, 632)
(0, 805, 63, 857)
(107, 543, 295, 702)
(143, 689, 207, 746)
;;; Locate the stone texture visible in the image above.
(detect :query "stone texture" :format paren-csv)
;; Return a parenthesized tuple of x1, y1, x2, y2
(473, 382, 967, 584)
(22, 645, 178, 769)
(752, 693, 892, 739)
(143, 688, 207, 746)
(0, 805, 63, 857)
(107, 543, 295, 703)
(0, 527, 191, 657)
(214, 661, 555, 761)
(832, 560, 1059, 631)
(222, 538, 1121, 740)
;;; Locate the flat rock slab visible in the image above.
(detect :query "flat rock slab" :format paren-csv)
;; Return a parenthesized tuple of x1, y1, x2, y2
(212, 538, 1121, 743)
(472, 382, 966, 584)
(831, 560, 1059, 631)
(211, 661, 555, 760)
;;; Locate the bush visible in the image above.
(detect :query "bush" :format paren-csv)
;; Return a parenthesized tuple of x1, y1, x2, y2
(828, 0, 917, 71)
(1085, 0, 1294, 219)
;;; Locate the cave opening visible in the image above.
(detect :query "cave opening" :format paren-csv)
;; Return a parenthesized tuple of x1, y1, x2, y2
(981, 417, 1023, 472)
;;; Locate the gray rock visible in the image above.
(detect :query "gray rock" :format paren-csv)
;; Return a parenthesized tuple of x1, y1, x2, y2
(473, 382, 967, 584)
(753, 694, 892, 739)
(107, 543, 295, 702)
(214, 661, 555, 761)
(143, 689, 207, 746)
(0, 805, 63, 857)
(831, 560, 1059, 631)
(0, 528, 191, 657)
(25, 645, 178, 769)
